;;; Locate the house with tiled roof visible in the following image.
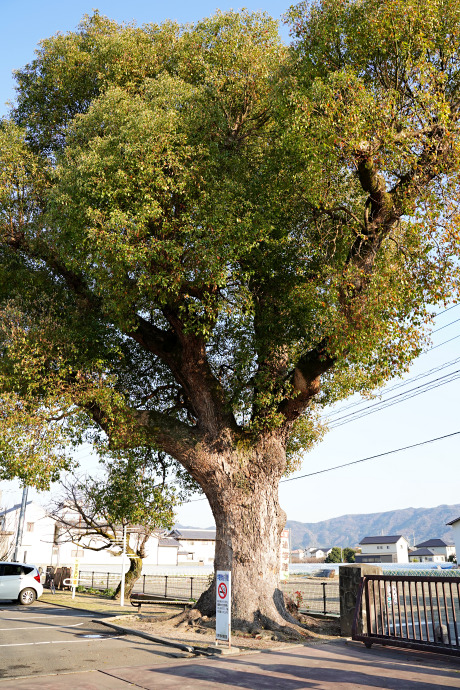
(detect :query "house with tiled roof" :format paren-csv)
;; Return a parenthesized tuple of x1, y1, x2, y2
(414, 538, 456, 561)
(447, 517, 460, 563)
(168, 528, 216, 565)
(408, 547, 445, 563)
(355, 535, 409, 563)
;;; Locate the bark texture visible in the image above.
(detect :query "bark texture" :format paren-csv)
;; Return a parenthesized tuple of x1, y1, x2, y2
(191, 436, 296, 629)
(113, 555, 143, 600)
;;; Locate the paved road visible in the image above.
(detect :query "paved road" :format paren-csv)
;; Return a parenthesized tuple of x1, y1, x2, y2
(0, 601, 190, 681)
(1, 639, 460, 689)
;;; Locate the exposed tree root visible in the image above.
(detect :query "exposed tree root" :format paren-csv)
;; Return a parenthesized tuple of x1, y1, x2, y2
(165, 596, 319, 641)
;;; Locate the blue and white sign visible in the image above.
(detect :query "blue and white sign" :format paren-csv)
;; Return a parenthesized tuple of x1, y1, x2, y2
(216, 570, 231, 645)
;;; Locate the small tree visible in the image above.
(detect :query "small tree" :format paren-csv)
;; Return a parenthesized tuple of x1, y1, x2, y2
(325, 547, 342, 563)
(49, 450, 182, 598)
(342, 547, 356, 563)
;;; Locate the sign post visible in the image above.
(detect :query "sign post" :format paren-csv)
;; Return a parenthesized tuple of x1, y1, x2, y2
(120, 525, 127, 607)
(71, 559, 79, 599)
(216, 570, 231, 649)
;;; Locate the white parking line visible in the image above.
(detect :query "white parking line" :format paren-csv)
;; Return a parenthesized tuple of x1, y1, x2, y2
(0, 636, 122, 647)
(1, 614, 94, 620)
(0, 622, 85, 631)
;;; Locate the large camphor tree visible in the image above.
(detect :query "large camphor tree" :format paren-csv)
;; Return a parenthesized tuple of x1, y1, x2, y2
(1, 1, 460, 629)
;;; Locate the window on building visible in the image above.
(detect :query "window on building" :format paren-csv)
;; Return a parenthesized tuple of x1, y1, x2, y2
(387, 546, 390, 549)
(26, 522, 34, 532)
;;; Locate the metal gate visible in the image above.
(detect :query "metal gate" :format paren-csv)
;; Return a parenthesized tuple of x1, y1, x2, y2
(352, 574, 460, 656)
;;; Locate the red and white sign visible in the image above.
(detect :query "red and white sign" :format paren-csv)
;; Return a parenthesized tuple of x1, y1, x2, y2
(216, 570, 231, 645)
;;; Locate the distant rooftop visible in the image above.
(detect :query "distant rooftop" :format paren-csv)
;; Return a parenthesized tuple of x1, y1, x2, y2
(360, 535, 405, 545)
(416, 539, 453, 548)
(410, 548, 436, 557)
(158, 537, 181, 548)
(447, 516, 460, 526)
(169, 528, 216, 541)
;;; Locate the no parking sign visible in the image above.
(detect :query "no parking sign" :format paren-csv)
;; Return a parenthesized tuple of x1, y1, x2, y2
(216, 570, 231, 646)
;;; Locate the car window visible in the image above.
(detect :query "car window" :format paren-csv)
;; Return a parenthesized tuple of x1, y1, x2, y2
(3, 564, 22, 576)
(22, 566, 34, 575)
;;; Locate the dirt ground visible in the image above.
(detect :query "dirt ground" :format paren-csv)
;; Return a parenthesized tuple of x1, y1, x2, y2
(114, 610, 341, 651)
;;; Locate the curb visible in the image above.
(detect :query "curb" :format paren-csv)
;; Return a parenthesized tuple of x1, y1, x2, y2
(96, 617, 313, 658)
(95, 618, 200, 654)
(39, 597, 125, 618)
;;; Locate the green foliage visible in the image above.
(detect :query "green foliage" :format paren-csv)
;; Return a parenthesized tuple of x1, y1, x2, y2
(342, 547, 356, 563)
(66, 449, 180, 533)
(0, 4, 460, 489)
(325, 547, 343, 563)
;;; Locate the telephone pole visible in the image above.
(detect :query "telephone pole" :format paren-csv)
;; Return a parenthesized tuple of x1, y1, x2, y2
(13, 485, 28, 562)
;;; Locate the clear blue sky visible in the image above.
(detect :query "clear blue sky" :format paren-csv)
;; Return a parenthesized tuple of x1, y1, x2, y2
(1, 1, 459, 536)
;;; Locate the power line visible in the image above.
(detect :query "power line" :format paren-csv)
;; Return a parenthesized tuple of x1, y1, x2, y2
(183, 429, 460, 502)
(326, 355, 460, 419)
(281, 430, 460, 483)
(429, 332, 460, 351)
(432, 316, 460, 334)
(330, 374, 460, 428)
(329, 369, 460, 427)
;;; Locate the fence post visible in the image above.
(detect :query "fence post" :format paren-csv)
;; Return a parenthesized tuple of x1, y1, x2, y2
(165, 575, 168, 598)
(91, 572, 94, 588)
(143, 574, 146, 593)
(339, 564, 383, 636)
(191, 577, 194, 600)
(106, 572, 109, 590)
(322, 582, 327, 615)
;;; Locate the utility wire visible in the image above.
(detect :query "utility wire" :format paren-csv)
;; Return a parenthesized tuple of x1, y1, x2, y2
(329, 369, 460, 427)
(432, 316, 460, 334)
(326, 355, 460, 418)
(280, 430, 460, 483)
(183, 430, 460, 502)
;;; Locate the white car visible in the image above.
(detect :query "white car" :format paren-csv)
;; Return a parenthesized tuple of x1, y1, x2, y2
(0, 562, 44, 605)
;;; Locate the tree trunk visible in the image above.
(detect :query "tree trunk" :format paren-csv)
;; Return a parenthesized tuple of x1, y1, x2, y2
(194, 436, 295, 630)
(112, 555, 143, 600)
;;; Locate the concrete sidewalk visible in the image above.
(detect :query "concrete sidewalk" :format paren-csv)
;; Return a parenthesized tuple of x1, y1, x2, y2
(2, 640, 460, 689)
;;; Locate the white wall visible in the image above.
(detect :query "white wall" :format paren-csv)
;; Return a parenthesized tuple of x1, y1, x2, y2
(450, 522, 460, 562)
(175, 538, 215, 564)
(1, 502, 55, 567)
(361, 539, 409, 563)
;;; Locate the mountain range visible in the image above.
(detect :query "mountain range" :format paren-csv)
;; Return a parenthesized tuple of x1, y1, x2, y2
(286, 503, 460, 549)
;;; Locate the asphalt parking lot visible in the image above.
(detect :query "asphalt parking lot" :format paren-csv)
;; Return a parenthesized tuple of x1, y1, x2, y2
(0, 600, 190, 681)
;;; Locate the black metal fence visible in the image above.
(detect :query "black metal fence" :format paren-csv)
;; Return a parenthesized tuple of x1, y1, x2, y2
(352, 574, 460, 656)
(282, 579, 339, 615)
(75, 570, 339, 614)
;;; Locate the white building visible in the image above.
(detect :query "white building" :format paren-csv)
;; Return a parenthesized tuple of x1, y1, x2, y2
(291, 548, 307, 561)
(356, 535, 409, 563)
(447, 517, 460, 563)
(408, 548, 445, 563)
(305, 547, 333, 560)
(414, 539, 456, 562)
(0, 501, 55, 566)
(0, 500, 182, 569)
(168, 528, 216, 564)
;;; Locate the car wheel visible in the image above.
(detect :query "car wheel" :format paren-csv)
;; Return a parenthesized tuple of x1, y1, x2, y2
(18, 588, 36, 605)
